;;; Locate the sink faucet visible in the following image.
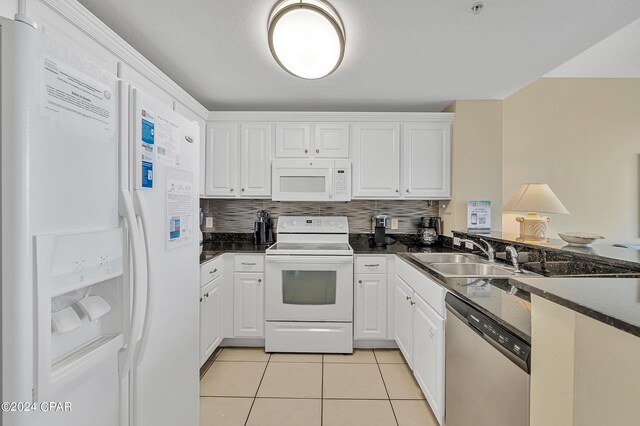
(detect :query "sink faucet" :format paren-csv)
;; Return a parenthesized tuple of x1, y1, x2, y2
(506, 245, 524, 273)
(460, 238, 495, 262)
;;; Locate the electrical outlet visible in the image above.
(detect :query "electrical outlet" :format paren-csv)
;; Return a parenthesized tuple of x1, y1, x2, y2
(453, 237, 461, 246)
(465, 241, 474, 250)
(205, 217, 213, 228)
(390, 218, 399, 229)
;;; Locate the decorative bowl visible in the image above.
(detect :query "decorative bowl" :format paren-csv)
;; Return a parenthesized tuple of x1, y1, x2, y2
(558, 232, 604, 246)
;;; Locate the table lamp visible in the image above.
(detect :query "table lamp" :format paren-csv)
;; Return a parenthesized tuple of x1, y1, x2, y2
(503, 183, 569, 240)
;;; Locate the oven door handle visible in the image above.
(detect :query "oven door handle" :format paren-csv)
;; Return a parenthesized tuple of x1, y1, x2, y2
(266, 256, 354, 264)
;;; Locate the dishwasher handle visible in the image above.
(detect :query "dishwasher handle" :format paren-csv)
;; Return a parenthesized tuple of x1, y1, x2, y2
(445, 293, 531, 373)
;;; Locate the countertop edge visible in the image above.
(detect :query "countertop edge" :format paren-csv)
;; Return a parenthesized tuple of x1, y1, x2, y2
(509, 277, 640, 339)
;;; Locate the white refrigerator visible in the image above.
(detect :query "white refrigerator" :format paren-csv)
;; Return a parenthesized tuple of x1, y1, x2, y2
(1, 17, 199, 426)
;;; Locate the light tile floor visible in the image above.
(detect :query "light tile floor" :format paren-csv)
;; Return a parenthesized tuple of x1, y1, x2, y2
(200, 347, 439, 426)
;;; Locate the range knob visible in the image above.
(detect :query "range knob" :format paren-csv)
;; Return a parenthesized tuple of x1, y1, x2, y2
(292, 220, 297, 226)
(329, 220, 335, 226)
(339, 222, 344, 228)
(282, 222, 287, 228)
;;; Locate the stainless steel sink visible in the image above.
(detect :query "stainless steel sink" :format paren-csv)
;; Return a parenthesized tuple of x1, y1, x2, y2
(428, 262, 518, 278)
(410, 253, 483, 264)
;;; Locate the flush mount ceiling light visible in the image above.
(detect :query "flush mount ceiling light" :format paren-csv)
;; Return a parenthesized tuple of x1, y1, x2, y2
(268, 0, 345, 79)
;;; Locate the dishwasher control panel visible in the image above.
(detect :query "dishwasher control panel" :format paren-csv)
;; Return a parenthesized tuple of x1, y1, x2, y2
(467, 308, 531, 363)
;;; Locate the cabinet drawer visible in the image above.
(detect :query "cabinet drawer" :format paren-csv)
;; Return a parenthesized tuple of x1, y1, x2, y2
(234, 254, 264, 272)
(201, 256, 223, 286)
(356, 256, 387, 274)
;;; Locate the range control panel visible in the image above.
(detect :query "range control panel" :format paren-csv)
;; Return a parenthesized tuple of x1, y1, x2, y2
(467, 308, 531, 363)
(277, 216, 349, 233)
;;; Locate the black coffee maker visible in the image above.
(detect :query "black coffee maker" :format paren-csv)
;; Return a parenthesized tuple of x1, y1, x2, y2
(417, 216, 441, 245)
(254, 210, 274, 245)
(373, 214, 389, 247)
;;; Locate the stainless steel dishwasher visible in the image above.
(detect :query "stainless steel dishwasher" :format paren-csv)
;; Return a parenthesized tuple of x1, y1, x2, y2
(445, 293, 531, 426)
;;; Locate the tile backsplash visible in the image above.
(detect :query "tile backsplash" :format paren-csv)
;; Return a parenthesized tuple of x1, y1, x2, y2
(200, 199, 441, 234)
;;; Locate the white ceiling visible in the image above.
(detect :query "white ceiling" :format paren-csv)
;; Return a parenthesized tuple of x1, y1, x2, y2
(547, 17, 640, 77)
(77, 0, 640, 112)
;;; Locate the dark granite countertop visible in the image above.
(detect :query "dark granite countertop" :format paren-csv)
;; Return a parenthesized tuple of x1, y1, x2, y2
(453, 231, 640, 273)
(349, 234, 447, 255)
(397, 253, 532, 343)
(200, 233, 269, 264)
(509, 277, 640, 338)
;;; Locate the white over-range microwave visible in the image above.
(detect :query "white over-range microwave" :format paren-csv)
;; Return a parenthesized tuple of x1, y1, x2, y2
(272, 159, 351, 202)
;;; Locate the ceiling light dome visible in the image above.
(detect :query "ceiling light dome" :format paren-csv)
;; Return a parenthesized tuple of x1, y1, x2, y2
(268, 0, 345, 79)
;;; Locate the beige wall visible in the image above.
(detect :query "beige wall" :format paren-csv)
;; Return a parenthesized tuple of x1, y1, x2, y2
(440, 101, 503, 236)
(502, 78, 640, 242)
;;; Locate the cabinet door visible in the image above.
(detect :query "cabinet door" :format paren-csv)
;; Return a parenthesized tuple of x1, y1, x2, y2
(275, 123, 310, 158)
(413, 294, 445, 425)
(205, 277, 223, 361)
(355, 273, 387, 340)
(352, 123, 400, 198)
(205, 123, 237, 197)
(394, 276, 414, 367)
(402, 123, 451, 199)
(233, 272, 264, 337)
(199, 280, 216, 366)
(199, 286, 208, 366)
(239, 123, 272, 198)
(313, 123, 349, 158)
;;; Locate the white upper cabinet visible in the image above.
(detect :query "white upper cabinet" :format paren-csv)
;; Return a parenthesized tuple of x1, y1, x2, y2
(402, 123, 451, 199)
(275, 123, 311, 157)
(313, 122, 349, 158)
(275, 122, 348, 158)
(351, 123, 401, 198)
(239, 123, 272, 198)
(205, 123, 237, 197)
(205, 113, 453, 200)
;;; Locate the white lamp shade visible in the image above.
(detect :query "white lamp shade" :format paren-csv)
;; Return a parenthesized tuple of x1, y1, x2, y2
(504, 183, 570, 215)
(268, 0, 345, 79)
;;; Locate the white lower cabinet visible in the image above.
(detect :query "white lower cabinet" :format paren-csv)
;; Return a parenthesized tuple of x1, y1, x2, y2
(412, 293, 444, 424)
(354, 273, 387, 339)
(233, 271, 265, 337)
(395, 258, 445, 425)
(199, 276, 223, 366)
(394, 276, 415, 366)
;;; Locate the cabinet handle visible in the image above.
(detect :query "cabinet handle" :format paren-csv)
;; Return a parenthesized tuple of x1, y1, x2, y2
(358, 280, 363, 285)
(406, 189, 410, 193)
(241, 262, 256, 266)
(410, 300, 416, 306)
(205, 293, 209, 298)
(364, 264, 380, 267)
(241, 188, 245, 192)
(230, 188, 234, 192)
(406, 295, 411, 301)
(395, 189, 399, 193)
(258, 279, 262, 283)
(304, 149, 308, 153)
(316, 149, 319, 154)
(199, 297, 203, 302)
(209, 269, 217, 274)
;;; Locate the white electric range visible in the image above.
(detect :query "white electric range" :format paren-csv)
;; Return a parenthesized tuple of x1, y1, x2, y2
(265, 216, 354, 353)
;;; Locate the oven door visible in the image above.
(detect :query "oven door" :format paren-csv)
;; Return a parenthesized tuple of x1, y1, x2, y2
(265, 255, 353, 322)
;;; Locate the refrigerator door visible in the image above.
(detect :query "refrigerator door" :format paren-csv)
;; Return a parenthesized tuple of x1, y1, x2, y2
(129, 88, 200, 426)
(1, 19, 127, 426)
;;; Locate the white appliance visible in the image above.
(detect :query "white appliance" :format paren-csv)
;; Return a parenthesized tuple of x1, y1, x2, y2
(272, 159, 351, 201)
(1, 18, 199, 426)
(265, 216, 354, 353)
